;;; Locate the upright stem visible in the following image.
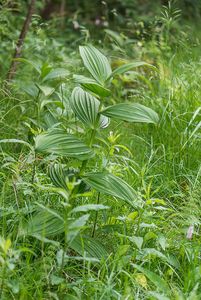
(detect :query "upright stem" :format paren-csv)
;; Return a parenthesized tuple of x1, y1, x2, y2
(80, 128, 96, 175)
(7, 0, 36, 81)
(91, 192, 100, 237)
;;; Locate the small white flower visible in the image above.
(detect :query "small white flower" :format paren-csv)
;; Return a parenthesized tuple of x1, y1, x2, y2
(73, 21, 79, 30)
(95, 18, 101, 26)
(186, 225, 194, 239)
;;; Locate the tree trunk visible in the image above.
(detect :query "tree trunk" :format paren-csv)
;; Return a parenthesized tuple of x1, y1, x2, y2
(7, 0, 36, 81)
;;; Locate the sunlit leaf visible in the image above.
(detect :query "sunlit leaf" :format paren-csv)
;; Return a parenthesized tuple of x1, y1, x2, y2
(70, 87, 100, 128)
(82, 172, 139, 207)
(79, 45, 112, 84)
(71, 204, 109, 213)
(49, 164, 68, 190)
(73, 75, 111, 97)
(99, 114, 110, 129)
(42, 68, 69, 82)
(35, 131, 94, 160)
(36, 84, 55, 97)
(128, 236, 143, 250)
(108, 61, 155, 80)
(101, 103, 159, 124)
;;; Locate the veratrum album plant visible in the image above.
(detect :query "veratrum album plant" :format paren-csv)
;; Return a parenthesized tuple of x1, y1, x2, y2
(1, 45, 159, 259)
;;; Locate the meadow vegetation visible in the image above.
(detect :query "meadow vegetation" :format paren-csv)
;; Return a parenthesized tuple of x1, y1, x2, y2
(0, 1, 201, 299)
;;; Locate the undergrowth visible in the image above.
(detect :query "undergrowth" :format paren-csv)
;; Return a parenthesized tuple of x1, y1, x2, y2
(0, 3, 201, 300)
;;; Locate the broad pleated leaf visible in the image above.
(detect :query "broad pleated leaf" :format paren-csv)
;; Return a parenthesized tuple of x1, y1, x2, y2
(43, 68, 69, 82)
(82, 172, 139, 207)
(71, 204, 109, 213)
(79, 45, 112, 84)
(49, 164, 68, 190)
(73, 75, 111, 97)
(99, 114, 110, 129)
(35, 131, 94, 160)
(19, 210, 64, 237)
(70, 87, 100, 128)
(70, 234, 108, 259)
(108, 61, 154, 80)
(101, 103, 159, 124)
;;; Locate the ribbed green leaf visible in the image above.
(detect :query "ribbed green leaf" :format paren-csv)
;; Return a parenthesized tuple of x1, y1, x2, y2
(108, 61, 154, 80)
(35, 131, 94, 160)
(82, 172, 139, 207)
(70, 87, 100, 128)
(99, 114, 110, 129)
(42, 68, 69, 82)
(49, 164, 68, 190)
(70, 235, 108, 259)
(79, 45, 112, 84)
(101, 103, 159, 124)
(104, 29, 124, 47)
(19, 210, 64, 237)
(73, 75, 111, 97)
(71, 204, 109, 213)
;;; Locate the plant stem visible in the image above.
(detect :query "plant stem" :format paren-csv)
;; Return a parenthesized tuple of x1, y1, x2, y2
(91, 192, 100, 237)
(80, 128, 96, 175)
(0, 265, 6, 299)
(7, 0, 36, 81)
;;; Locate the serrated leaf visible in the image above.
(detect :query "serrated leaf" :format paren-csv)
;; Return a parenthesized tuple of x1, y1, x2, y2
(82, 172, 139, 207)
(79, 45, 112, 84)
(70, 87, 100, 128)
(101, 103, 159, 124)
(73, 75, 111, 97)
(35, 131, 94, 160)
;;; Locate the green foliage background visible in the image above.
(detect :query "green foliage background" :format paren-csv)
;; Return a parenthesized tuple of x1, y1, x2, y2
(0, 0, 201, 299)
